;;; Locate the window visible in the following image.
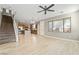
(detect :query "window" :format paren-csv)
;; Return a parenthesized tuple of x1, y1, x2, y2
(53, 20, 63, 32)
(48, 21, 53, 32)
(48, 17, 71, 33)
(63, 17, 71, 32)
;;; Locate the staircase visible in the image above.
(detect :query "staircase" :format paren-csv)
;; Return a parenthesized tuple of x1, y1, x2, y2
(0, 14, 16, 44)
(0, 33, 15, 44)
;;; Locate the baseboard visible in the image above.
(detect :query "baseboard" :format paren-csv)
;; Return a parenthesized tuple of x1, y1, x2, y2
(40, 35, 79, 43)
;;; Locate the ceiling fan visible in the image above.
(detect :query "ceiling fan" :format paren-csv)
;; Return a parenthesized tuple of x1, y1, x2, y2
(37, 4, 55, 15)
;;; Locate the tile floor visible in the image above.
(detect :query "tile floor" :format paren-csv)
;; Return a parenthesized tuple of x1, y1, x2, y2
(0, 34, 79, 55)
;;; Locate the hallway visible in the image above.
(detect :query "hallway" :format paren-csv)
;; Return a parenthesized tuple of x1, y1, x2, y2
(0, 34, 79, 54)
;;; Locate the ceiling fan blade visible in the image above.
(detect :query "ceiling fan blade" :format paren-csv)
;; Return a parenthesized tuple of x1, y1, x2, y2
(47, 10, 55, 12)
(37, 10, 44, 13)
(39, 6, 45, 10)
(46, 4, 54, 10)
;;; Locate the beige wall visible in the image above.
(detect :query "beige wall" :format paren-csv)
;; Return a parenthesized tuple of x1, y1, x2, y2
(44, 11, 79, 40)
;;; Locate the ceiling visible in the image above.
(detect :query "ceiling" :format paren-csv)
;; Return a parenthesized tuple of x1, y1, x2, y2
(0, 4, 79, 24)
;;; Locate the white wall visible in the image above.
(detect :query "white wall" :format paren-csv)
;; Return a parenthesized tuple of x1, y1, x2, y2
(37, 23, 40, 35)
(0, 12, 2, 27)
(13, 18, 19, 47)
(44, 11, 79, 40)
(38, 21, 45, 35)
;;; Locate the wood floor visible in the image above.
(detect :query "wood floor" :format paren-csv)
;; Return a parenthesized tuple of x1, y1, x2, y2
(0, 34, 79, 55)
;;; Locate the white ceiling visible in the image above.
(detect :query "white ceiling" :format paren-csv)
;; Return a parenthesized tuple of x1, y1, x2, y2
(0, 4, 79, 23)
